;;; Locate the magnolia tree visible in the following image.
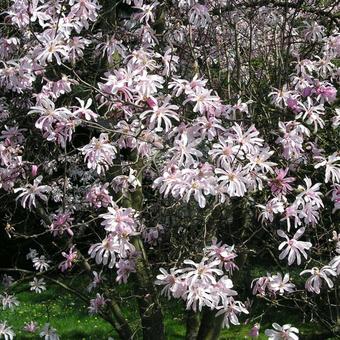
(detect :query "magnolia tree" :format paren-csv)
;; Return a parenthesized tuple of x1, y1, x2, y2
(0, 0, 339, 339)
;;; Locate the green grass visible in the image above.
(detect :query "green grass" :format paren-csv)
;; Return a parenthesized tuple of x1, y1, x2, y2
(1, 288, 112, 339)
(0, 281, 335, 339)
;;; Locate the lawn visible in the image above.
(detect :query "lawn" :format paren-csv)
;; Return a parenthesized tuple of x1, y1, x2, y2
(0, 277, 336, 339)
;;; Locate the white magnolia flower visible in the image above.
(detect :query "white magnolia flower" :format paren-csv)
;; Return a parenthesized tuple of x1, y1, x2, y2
(277, 228, 312, 265)
(265, 323, 299, 340)
(0, 293, 19, 310)
(39, 323, 59, 340)
(0, 321, 15, 340)
(30, 277, 46, 293)
(14, 176, 51, 209)
(314, 153, 340, 183)
(300, 266, 336, 294)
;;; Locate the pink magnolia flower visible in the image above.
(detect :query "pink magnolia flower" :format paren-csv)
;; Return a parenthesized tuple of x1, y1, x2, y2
(177, 167, 216, 208)
(29, 97, 69, 130)
(31, 165, 38, 177)
(73, 97, 98, 121)
(59, 245, 78, 272)
(226, 98, 252, 119)
(211, 277, 238, 308)
(116, 258, 136, 284)
(68, 37, 91, 63)
(269, 168, 295, 196)
(14, 176, 51, 209)
(265, 323, 299, 340)
(276, 121, 308, 160)
(87, 271, 104, 292)
(215, 297, 249, 329)
(280, 204, 303, 232)
(286, 97, 301, 113)
(249, 323, 260, 338)
(155, 267, 184, 299)
(69, 0, 101, 28)
(29, 96, 77, 148)
(245, 147, 276, 174)
(88, 293, 108, 315)
(315, 56, 335, 78)
(161, 48, 179, 76)
(251, 275, 270, 296)
(49, 212, 74, 237)
(111, 168, 141, 196)
(41, 75, 75, 100)
(96, 35, 127, 62)
(132, 1, 158, 24)
(268, 273, 295, 295)
(257, 198, 285, 223)
(142, 224, 164, 245)
(205, 239, 238, 274)
(193, 116, 225, 141)
(300, 266, 336, 294)
(29, 0, 50, 26)
(23, 321, 38, 333)
(99, 206, 136, 236)
(35, 33, 69, 66)
(188, 4, 211, 27)
(277, 228, 312, 265)
(0, 125, 25, 145)
(315, 84, 337, 103)
(299, 203, 319, 226)
(303, 21, 325, 42)
(79, 133, 117, 174)
(269, 85, 292, 108)
(134, 70, 164, 97)
(86, 183, 112, 208)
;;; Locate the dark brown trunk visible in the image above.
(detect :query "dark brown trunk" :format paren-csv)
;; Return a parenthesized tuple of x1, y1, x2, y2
(197, 308, 224, 340)
(185, 310, 200, 340)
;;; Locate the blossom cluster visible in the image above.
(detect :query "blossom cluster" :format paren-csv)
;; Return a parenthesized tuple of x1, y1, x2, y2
(155, 239, 247, 328)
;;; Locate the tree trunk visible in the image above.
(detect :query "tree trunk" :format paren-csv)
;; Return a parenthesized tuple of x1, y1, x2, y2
(131, 236, 165, 340)
(196, 309, 224, 340)
(126, 152, 165, 340)
(185, 310, 200, 340)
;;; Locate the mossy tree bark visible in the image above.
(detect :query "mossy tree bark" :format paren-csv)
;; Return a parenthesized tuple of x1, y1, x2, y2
(185, 310, 201, 340)
(196, 309, 224, 340)
(124, 152, 165, 340)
